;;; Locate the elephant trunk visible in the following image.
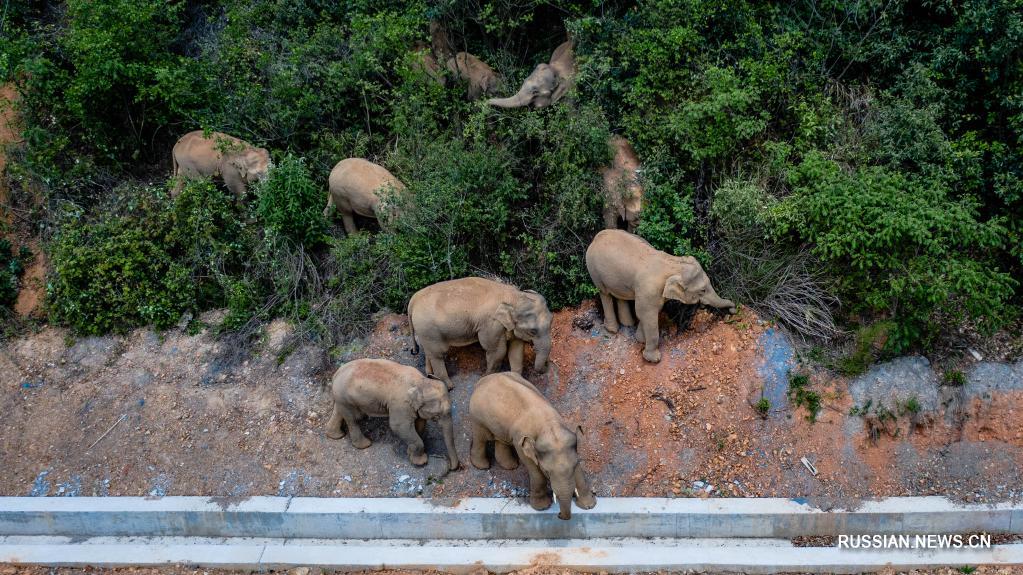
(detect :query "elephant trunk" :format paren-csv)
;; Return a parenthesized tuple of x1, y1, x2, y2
(532, 335, 551, 373)
(701, 287, 737, 314)
(439, 416, 459, 471)
(487, 85, 532, 109)
(552, 478, 575, 520)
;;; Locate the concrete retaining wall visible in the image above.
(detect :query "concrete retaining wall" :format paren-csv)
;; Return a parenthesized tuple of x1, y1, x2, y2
(1, 496, 1019, 540)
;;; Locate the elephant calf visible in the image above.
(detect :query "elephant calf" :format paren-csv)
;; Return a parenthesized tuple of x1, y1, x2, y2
(469, 372, 596, 520)
(172, 130, 271, 200)
(324, 158, 406, 235)
(326, 358, 459, 471)
(600, 135, 644, 233)
(585, 229, 737, 363)
(408, 277, 553, 389)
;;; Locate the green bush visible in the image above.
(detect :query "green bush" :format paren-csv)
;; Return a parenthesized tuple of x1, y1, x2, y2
(255, 154, 328, 247)
(0, 239, 31, 309)
(48, 180, 251, 335)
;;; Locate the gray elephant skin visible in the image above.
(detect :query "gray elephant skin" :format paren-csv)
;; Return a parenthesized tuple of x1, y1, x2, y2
(408, 277, 553, 389)
(324, 158, 406, 235)
(488, 41, 575, 109)
(469, 371, 596, 520)
(325, 358, 459, 471)
(600, 135, 644, 232)
(585, 229, 736, 363)
(171, 130, 271, 200)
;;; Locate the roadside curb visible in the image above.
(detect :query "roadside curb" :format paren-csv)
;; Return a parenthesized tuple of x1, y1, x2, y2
(0, 496, 1019, 539)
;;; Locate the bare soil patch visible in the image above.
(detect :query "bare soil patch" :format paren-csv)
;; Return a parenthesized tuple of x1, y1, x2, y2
(1, 303, 1021, 504)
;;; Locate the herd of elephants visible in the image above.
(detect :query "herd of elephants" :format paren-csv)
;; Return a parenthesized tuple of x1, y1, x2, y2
(167, 28, 738, 520)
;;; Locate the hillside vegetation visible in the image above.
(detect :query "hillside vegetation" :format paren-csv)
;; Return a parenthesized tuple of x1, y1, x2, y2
(1, 0, 1020, 360)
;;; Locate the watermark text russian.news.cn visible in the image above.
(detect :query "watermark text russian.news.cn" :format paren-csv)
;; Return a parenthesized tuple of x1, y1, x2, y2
(838, 534, 992, 550)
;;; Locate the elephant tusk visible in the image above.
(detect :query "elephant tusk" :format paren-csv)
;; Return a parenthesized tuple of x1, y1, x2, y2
(552, 492, 557, 505)
(574, 488, 579, 499)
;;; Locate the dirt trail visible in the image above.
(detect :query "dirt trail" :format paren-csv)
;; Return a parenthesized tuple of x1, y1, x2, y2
(1, 303, 1021, 505)
(0, 83, 44, 318)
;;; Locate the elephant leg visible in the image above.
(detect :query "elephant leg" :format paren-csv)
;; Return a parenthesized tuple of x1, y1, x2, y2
(427, 351, 453, 390)
(617, 298, 636, 327)
(469, 421, 492, 470)
(414, 417, 426, 439)
(507, 339, 525, 374)
(494, 442, 519, 470)
(340, 210, 358, 235)
(337, 403, 371, 448)
(391, 410, 428, 466)
(518, 447, 553, 511)
(484, 338, 508, 374)
(635, 299, 662, 363)
(325, 401, 347, 440)
(598, 292, 619, 333)
(602, 205, 617, 230)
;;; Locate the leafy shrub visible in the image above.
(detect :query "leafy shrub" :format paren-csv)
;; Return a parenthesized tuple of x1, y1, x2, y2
(787, 372, 822, 423)
(255, 154, 327, 247)
(777, 152, 1016, 349)
(48, 180, 251, 335)
(0, 239, 31, 308)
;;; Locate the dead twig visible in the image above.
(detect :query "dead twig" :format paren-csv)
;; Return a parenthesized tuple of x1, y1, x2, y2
(88, 414, 127, 450)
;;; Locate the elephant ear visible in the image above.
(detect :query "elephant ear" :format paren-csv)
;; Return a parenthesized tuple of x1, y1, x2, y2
(662, 274, 687, 301)
(520, 436, 539, 465)
(493, 302, 515, 332)
(406, 386, 425, 411)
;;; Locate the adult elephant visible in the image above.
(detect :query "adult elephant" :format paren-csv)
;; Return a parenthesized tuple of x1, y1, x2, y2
(446, 52, 503, 100)
(171, 131, 271, 200)
(408, 277, 553, 389)
(488, 41, 575, 109)
(324, 158, 405, 235)
(585, 229, 736, 363)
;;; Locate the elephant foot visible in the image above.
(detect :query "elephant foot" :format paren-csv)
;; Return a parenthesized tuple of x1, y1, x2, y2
(634, 327, 646, 343)
(576, 490, 597, 510)
(448, 457, 462, 472)
(529, 492, 553, 511)
(325, 427, 346, 440)
(409, 451, 428, 466)
(642, 348, 661, 363)
(351, 436, 372, 449)
(604, 321, 619, 334)
(469, 445, 491, 470)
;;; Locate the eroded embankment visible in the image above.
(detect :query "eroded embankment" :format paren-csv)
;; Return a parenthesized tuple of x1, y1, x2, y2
(1, 303, 1020, 504)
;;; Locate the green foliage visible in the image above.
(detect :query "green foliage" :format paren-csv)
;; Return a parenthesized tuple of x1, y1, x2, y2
(836, 321, 896, 376)
(943, 369, 967, 387)
(787, 372, 821, 423)
(5, 0, 1021, 349)
(0, 240, 31, 309)
(48, 180, 251, 335)
(778, 152, 1016, 348)
(755, 397, 770, 418)
(255, 155, 327, 247)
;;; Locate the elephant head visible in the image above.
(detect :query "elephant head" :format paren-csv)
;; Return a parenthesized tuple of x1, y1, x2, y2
(662, 259, 737, 313)
(495, 290, 553, 373)
(409, 376, 459, 470)
(488, 41, 575, 109)
(231, 147, 271, 185)
(520, 424, 596, 520)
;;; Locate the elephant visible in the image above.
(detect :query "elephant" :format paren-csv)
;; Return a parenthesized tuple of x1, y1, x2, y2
(599, 135, 644, 232)
(325, 358, 459, 471)
(411, 43, 446, 86)
(469, 371, 596, 520)
(446, 52, 503, 100)
(171, 130, 271, 200)
(324, 158, 406, 235)
(585, 229, 737, 363)
(408, 277, 553, 389)
(488, 41, 575, 109)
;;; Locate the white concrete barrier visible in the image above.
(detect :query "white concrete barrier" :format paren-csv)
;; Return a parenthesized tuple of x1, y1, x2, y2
(0, 496, 1018, 539)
